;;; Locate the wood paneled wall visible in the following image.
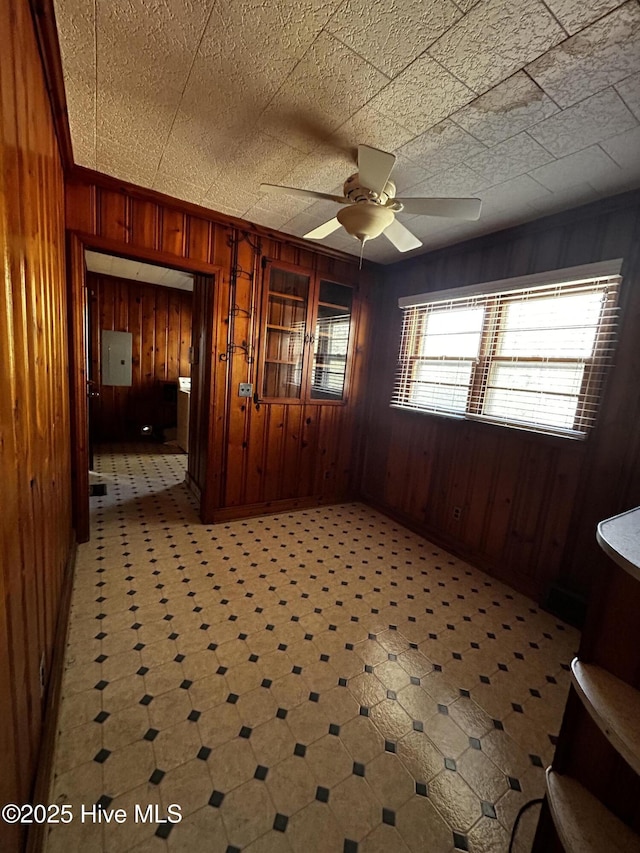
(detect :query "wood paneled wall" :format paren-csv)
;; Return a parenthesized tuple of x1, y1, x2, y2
(361, 191, 640, 601)
(66, 172, 373, 521)
(0, 0, 72, 849)
(88, 273, 192, 441)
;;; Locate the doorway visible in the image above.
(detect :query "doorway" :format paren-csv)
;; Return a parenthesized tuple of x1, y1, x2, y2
(68, 233, 218, 542)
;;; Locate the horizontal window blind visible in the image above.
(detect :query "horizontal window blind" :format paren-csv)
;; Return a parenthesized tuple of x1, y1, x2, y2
(392, 267, 621, 439)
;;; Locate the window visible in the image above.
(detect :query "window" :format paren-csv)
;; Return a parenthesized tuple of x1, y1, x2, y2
(392, 261, 621, 438)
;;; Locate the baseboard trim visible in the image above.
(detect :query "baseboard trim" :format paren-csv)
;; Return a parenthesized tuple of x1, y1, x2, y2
(185, 470, 202, 503)
(26, 538, 77, 853)
(210, 494, 354, 523)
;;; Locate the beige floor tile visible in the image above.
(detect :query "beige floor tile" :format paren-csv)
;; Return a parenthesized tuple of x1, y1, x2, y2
(250, 717, 297, 767)
(157, 757, 213, 819)
(265, 754, 318, 815)
(103, 740, 157, 798)
(304, 734, 353, 788)
(339, 715, 385, 764)
(286, 800, 344, 853)
(396, 796, 455, 853)
(219, 778, 275, 848)
(166, 805, 228, 852)
(207, 736, 257, 792)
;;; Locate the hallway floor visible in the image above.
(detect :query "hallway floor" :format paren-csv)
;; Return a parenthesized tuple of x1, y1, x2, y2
(45, 444, 578, 853)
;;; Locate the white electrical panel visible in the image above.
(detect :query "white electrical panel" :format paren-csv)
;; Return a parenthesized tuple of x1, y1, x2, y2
(101, 330, 133, 386)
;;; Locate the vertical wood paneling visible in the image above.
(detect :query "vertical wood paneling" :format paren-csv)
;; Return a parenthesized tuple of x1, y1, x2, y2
(89, 273, 192, 440)
(1, 1, 72, 849)
(361, 191, 640, 600)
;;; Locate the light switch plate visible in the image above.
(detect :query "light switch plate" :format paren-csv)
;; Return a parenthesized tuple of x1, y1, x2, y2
(238, 383, 253, 397)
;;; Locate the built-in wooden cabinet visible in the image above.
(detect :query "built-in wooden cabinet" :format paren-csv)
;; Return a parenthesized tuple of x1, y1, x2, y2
(260, 259, 355, 404)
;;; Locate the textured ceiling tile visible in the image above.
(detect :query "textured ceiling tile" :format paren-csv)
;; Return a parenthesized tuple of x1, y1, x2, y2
(601, 125, 640, 169)
(465, 132, 555, 183)
(367, 54, 476, 135)
(399, 120, 488, 176)
(390, 155, 433, 193)
(542, 0, 627, 35)
(477, 174, 552, 210)
(528, 87, 638, 156)
(428, 0, 566, 94)
(408, 164, 491, 198)
(615, 70, 640, 120)
(243, 207, 292, 231)
(330, 104, 414, 157)
(451, 72, 559, 146)
(525, 182, 605, 216)
(281, 211, 329, 237)
(96, 138, 158, 189)
(526, 2, 640, 107)
(527, 145, 622, 190)
(281, 143, 357, 194)
(261, 32, 389, 153)
(227, 132, 307, 189)
(325, 0, 462, 78)
(452, 0, 483, 11)
(251, 192, 313, 223)
(152, 173, 206, 207)
(96, 92, 176, 163)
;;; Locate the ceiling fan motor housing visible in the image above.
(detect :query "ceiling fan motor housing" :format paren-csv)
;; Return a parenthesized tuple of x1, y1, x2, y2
(344, 173, 396, 205)
(337, 201, 395, 242)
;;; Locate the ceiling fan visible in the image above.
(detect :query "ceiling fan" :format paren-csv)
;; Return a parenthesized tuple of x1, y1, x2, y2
(260, 144, 482, 254)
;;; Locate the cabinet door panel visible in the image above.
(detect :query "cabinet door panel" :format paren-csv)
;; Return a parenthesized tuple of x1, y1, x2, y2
(310, 280, 353, 401)
(262, 267, 310, 400)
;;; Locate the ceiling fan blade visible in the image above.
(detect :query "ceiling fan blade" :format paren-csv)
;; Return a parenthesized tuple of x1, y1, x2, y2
(357, 145, 396, 196)
(395, 197, 482, 220)
(260, 184, 347, 204)
(304, 217, 342, 239)
(384, 218, 422, 253)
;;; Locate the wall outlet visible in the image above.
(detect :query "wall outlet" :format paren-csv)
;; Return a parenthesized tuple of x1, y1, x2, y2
(452, 506, 462, 520)
(238, 383, 253, 397)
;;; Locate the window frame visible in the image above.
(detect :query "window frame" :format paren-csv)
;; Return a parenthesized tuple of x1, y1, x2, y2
(392, 260, 622, 440)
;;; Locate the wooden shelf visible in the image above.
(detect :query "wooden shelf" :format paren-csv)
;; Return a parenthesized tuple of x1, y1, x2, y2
(318, 300, 350, 311)
(546, 769, 640, 853)
(571, 659, 640, 776)
(596, 507, 640, 580)
(269, 290, 306, 303)
(265, 359, 298, 366)
(267, 324, 296, 332)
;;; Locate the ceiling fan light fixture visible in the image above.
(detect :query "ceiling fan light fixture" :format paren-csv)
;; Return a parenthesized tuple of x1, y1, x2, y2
(337, 203, 395, 243)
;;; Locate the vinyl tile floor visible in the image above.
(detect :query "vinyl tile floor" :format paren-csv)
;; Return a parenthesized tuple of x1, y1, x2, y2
(44, 443, 579, 853)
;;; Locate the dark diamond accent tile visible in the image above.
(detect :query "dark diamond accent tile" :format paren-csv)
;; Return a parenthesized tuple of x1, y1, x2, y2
(276, 708, 288, 720)
(227, 693, 239, 704)
(316, 786, 330, 803)
(294, 743, 306, 757)
(174, 654, 185, 663)
(309, 692, 320, 703)
(359, 706, 370, 717)
(410, 676, 421, 686)
(387, 690, 397, 701)
(512, 703, 524, 714)
(385, 740, 396, 754)
(94, 711, 110, 724)
(292, 666, 302, 675)
(261, 679, 272, 689)
(364, 665, 374, 674)
(94, 680, 109, 691)
(239, 726, 252, 739)
(338, 678, 348, 687)
(188, 710, 201, 722)
(95, 654, 107, 664)
(382, 808, 395, 826)
(217, 666, 228, 675)
(137, 666, 149, 676)
(481, 801, 497, 819)
(273, 813, 288, 832)
(469, 737, 481, 750)
(254, 765, 268, 781)
(353, 762, 365, 777)
(96, 795, 113, 810)
(249, 654, 259, 663)
(180, 680, 192, 690)
(508, 777, 522, 792)
(437, 704, 448, 715)
(459, 689, 471, 698)
(155, 822, 173, 840)
(133, 643, 145, 651)
(93, 749, 111, 764)
(144, 728, 159, 742)
(413, 720, 424, 732)
(329, 723, 340, 736)
(444, 757, 457, 771)
(415, 782, 428, 797)
(344, 841, 358, 853)
(453, 831, 469, 851)
(140, 694, 153, 706)
(197, 746, 212, 761)
(149, 769, 165, 785)
(529, 754, 544, 767)
(209, 790, 225, 808)
(492, 719, 504, 731)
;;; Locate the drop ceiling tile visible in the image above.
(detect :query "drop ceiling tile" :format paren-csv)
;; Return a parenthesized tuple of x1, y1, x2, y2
(451, 72, 559, 146)
(453, 0, 483, 11)
(528, 88, 638, 157)
(282, 212, 330, 238)
(526, 2, 640, 108)
(95, 138, 158, 189)
(465, 133, 555, 183)
(408, 164, 491, 198)
(391, 156, 433, 193)
(244, 208, 292, 232)
(428, 0, 566, 95)
(542, 0, 627, 35)
(261, 32, 389, 153)
(251, 192, 314, 223)
(367, 54, 476, 135)
(201, 179, 261, 219)
(152, 173, 207, 207)
(477, 174, 553, 210)
(97, 92, 177, 163)
(280, 144, 356, 195)
(528, 145, 622, 192)
(399, 120, 488, 176)
(330, 104, 415, 157)
(325, 0, 462, 78)
(525, 182, 602, 216)
(616, 71, 640, 120)
(601, 125, 640, 169)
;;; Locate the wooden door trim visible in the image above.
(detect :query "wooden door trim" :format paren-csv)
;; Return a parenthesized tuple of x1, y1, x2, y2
(67, 230, 223, 538)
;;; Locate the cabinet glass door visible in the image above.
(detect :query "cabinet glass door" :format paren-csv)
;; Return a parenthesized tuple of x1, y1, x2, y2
(263, 267, 310, 399)
(310, 281, 353, 400)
